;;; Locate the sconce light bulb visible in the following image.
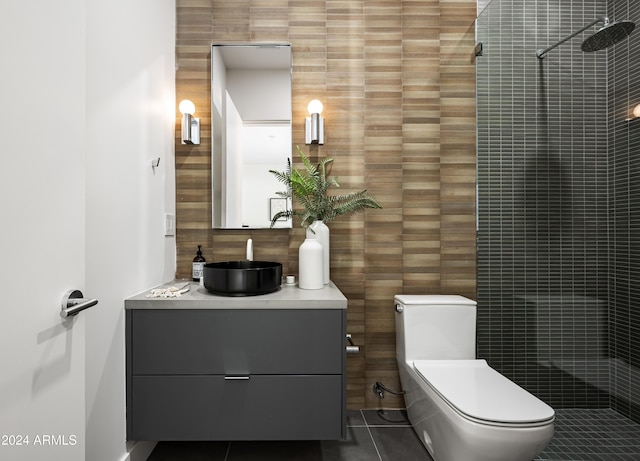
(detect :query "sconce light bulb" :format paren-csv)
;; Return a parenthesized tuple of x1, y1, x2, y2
(633, 104, 640, 119)
(308, 99, 324, 115)
(179, 99, 196, 115)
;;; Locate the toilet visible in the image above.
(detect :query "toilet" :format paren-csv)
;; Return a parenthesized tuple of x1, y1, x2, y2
(395, 295, 554, 461)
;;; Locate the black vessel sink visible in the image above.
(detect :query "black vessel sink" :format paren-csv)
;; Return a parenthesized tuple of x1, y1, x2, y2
(203, 261, 283, 296)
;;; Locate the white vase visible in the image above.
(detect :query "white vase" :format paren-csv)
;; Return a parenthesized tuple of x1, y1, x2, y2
(298, 229, 324, 290)
(309, 220, 330, 284)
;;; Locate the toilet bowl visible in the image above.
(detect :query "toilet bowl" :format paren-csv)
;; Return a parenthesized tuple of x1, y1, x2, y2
(395, 295, 554, 461)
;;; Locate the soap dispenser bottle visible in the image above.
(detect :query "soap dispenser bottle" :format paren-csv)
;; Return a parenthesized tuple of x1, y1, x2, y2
(192, 245, 206, 281)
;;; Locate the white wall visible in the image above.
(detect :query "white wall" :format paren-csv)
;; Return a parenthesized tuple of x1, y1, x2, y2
(241, 124, 292, 228)
(0, 1, 176, 461)
(84, 1, 176, 461)
(227, 69, 291, 121)
(225, 94, 244, 228)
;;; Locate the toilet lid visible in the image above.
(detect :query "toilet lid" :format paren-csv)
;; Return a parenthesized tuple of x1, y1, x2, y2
(394, 294, 476, 305)
(413, 360, 555, 425)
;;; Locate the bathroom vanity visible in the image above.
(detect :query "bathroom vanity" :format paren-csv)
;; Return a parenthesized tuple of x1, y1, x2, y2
(124, 281, 347, 441)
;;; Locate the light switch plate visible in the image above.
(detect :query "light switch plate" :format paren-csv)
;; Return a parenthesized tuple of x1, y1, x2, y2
(164, 213, 175, 236)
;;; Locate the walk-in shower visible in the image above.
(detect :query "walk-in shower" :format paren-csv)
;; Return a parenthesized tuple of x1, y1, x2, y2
(477, 0, 640, 459)
(536, 16, 635, 58)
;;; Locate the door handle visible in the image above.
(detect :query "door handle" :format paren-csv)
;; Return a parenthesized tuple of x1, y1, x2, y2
(61, 289, 98, 319)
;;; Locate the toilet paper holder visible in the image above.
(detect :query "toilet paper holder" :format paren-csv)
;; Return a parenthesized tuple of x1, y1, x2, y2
(346, 334, 360, 354)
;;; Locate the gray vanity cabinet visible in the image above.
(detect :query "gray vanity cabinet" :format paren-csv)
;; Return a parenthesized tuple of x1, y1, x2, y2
(125, 308, 346, 441)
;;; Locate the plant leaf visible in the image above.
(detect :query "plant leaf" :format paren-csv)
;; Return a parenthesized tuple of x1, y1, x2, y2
(269, 145, 381, 228)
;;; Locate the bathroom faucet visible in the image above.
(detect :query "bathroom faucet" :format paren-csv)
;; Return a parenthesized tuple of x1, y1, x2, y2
(246, 238, 253, 261)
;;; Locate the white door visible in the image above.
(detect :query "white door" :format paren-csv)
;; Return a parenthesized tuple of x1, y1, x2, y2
(0, 1, 88, 460)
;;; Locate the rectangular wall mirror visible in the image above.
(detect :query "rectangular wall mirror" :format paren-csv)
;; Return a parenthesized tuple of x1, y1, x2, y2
(211, 44, 292, 229)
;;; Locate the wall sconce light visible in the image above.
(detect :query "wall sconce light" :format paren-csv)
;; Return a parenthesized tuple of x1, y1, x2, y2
(305, 99, 325, 145)
(632, 104, 640, 120)
(179, 99, 200, 145)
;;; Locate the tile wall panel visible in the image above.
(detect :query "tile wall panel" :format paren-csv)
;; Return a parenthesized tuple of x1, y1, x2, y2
(176, 0, 477, 409)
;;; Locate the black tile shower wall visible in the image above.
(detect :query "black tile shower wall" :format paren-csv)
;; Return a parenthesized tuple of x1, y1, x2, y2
(608, 0, 640, 423)
(476, 0, 611, 410)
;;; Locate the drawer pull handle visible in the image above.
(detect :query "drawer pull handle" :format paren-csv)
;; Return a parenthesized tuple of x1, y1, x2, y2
(225, 375, 250, 380)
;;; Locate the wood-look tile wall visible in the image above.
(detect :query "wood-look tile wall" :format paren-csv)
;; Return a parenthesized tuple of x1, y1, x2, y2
(175, 0, 477, 409)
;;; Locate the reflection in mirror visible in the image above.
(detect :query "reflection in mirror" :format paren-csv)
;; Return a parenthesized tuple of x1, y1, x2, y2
(211, 44, 292, 229)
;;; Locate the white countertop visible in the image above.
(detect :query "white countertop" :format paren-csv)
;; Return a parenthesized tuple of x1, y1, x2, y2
(125, 280, 347, 309)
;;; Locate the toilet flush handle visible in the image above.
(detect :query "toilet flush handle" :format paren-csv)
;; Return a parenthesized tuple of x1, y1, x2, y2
(395, 304, 403, 313)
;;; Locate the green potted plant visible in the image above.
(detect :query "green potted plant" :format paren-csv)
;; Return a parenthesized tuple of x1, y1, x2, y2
(269, 145, 381, 228)
(270, 146, 381, 288)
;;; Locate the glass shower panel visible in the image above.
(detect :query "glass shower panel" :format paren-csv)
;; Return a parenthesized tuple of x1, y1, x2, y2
(475, 0, 610, 410)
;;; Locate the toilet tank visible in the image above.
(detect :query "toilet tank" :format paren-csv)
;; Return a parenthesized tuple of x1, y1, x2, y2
(395, 295, 477, 362)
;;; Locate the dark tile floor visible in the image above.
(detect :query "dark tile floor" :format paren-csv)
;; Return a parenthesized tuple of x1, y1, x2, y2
(534, 409, 640, 461)
(147, 408, 640, 461)
(147, 409, 432, 461)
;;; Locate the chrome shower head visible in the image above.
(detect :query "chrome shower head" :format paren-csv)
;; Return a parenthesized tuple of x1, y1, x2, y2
(581, 18, 635, 52)
(537, 16, 636, 59)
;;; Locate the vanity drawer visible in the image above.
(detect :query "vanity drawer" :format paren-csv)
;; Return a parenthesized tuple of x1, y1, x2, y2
(129, 309, 344, 375)
(128, 374, 343, 441)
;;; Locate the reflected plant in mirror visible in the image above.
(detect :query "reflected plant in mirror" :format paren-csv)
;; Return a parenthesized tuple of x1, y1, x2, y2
(269, 146, 382, 228)
(211, 44, 292, 229)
